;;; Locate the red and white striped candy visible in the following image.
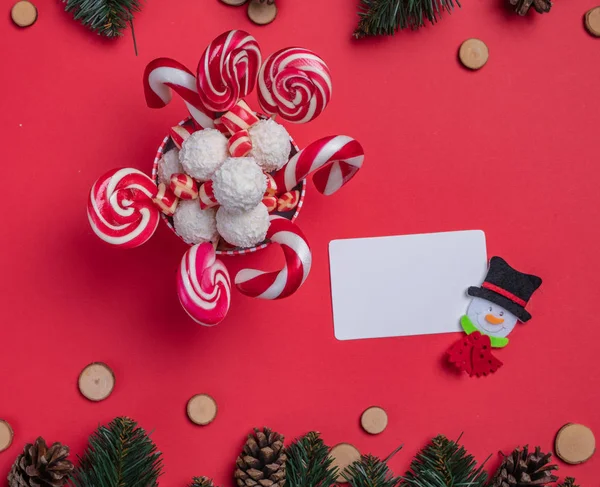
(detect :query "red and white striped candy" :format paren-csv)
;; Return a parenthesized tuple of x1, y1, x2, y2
(235, 216, 312, 299)
(262, 195, 278, 213)
(87, 168, 160, 249)
(213, 117, 230, 136)
(177, 242, 231, 326)
(264, 173, 278, 196)
(152, 183, 179, 216)
(272, 135, 364, 196)
(144, 58, 216, 129)
(221, 100, 260, 135)
(227, 129, 252, 157)
(170, 173, 199, 200)
(258, 47, 332, 124)
(198, 181, 219, 210)
(277, 190, 300, 212)
(196, 30, 262, 112)
(169, 125, 196, 149)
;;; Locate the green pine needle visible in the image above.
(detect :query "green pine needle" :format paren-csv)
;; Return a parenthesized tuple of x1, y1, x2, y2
(287, 432, 339, 487)
(343, 449, 402, 487)
(63, 0, 141, 37)
(190, 477, 218, 487)
(354, 0, 460, 38)
(402, 435, 487, 487)
(69, 417, 163, 487)
(558, 478, 580, 487)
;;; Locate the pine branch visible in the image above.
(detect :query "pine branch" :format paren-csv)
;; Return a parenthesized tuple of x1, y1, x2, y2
(402, 435, 488, 487)
(69, 417, 163, 487)
(63, 0, 141, 37)
(286, 432, 339, 487)
(354, 0, 460, 38)
(343, 448, 402, 487)
(558, 478, 580, 487)
(190, 477, 218, 487)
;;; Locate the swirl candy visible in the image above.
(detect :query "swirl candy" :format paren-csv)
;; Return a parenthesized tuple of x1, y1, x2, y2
(262, 195, 278, 213)
(87, 168, 160, 249)
(177, 242, 232, 326)
(152, 183, 179, 216)
(170, 173, 199, 200)
(235, 216, 312, 299)
(277, 190, 300, 212)
(196, 30, 262, 112)
(264, 173, 278, 196)
(144, 58, 216, 129)
(272, 135, 364, 196)
(227, 129, 252, 157)
(258, 47, 332, 124)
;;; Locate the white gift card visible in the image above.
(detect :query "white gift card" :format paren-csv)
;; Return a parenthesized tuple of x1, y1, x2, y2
(329, 230, 487, 341)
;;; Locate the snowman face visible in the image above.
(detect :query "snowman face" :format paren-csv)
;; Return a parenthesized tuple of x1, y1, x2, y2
(466, 297, 518, 338)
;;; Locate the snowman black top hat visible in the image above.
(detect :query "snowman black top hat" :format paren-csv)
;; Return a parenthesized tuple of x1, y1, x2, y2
(468, 256, 542, 322)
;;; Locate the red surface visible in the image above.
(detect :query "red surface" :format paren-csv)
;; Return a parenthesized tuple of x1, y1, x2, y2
(1, 0, 599, 484)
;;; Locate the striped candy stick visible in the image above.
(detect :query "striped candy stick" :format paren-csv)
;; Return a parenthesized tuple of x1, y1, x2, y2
(227, 129, 253, 157)
(198, 181, 219, 210)
(235, 216, 312, 299)
(170, 173, 199, 200)
(152, 183, 179, 216)
(221, 100, 260, 135)
(169, 125, 196, 150)
(276, 190, 300, 212)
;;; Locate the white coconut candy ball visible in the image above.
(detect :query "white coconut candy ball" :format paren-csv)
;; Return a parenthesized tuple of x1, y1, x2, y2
(180, 128, 228, 181)
(157, 149, 182, 185)
(248, 119, 292, 173)
(216, 204, 269, 248)
(173, 200, 218, 245)
(212, 157, 267, 214)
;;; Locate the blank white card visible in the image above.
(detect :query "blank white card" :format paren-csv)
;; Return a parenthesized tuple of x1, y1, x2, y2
(329, 230, 487, 341)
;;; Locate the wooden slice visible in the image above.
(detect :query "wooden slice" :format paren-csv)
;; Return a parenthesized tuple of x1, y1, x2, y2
(248, 0, 277, 25)
(220, 0, 248, 5)
(361, 406, 388, 435)
(330, 443, 361, 483)
(555, 423, 596, 464)
(459, 39, 489, 70)
(11, 1, 37, 27)
(585, 7, 600, 37)
(78, 362, 115, 402)
(187, 394, 218, 425)
(0, 420, 14, 452)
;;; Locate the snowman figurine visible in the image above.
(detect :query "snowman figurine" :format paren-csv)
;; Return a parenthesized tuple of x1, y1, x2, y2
(447, 256, 542, 377)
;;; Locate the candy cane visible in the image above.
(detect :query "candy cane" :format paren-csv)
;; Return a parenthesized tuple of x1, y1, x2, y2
(87, 168, 160, 249)
(144, 58, 216, 129)
(272, 135, 364, 196)
(196, 30, 262, 112)
(235, 216, 312, 299)
(258, 47, 332, 124)
(177, 242, 231, 326)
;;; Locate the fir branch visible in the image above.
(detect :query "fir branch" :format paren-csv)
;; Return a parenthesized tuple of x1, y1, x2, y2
(402, 435, 488, 487)
(558, 478, 580, 487)
(343, 448, 402, 487)
(354, 0, 460, 38)
(69, 417, 163, 487)
(190, 477, 218, 487)
(63, 0, 141, 37)
(286, 432, 339, 487)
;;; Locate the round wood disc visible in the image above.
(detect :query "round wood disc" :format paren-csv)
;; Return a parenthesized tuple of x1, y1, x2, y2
(187, 394, 218, 425)
(585, 7, 600, 37)
(78, 362, 115, 402)
(361, 406, 388, 435)
(555, 423, 596, 464)
(459, 39, 489, 70)
(330, 443, 361, 483)
(220, 0, 248, 5)
(11, 1, 37, 27)
(248, 0, 277, 25)
(0, 420, 14, 452)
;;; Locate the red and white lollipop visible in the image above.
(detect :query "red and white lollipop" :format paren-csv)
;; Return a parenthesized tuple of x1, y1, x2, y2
(177, 243, 231, 326)
(235, 216, 312, 299)
(87, 168, 160, 249)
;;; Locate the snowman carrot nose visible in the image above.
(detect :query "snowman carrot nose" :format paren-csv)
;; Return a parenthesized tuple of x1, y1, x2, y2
(485, 314, 505, 325)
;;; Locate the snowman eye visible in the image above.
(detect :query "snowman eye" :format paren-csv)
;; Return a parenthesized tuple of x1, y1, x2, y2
(499, 311, 504, 316)
(488, 306, 493, 312)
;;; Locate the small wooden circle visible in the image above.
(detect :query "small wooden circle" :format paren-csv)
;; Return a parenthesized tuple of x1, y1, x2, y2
(555, 423, 596, 464)
(248, 0, 277, 25)
(361, 406, 388, 435)
(330, 443, 361, 483)
(0, 420, 14, 452)
(585, 7, 600, 37)
(78, 363, 115, 402)
(220, 0, 248, 5)
(11, 1, 37, 27)
(187, 394, 218, 425)
(459, 39, 489, 70)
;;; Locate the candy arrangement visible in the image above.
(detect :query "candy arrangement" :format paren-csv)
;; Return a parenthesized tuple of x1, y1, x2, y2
(86, 29, 364, 326)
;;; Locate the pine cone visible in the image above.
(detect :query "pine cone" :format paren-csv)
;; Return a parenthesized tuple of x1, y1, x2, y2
(235, 427, 286, 487)
(190, 477, 217, 487)
(8, 437, 74, 487)
(491, 446, 559, 487)
(509, 0, 551, 15)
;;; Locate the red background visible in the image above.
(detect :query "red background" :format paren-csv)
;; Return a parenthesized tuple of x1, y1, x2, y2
(1, 0, 599, 484)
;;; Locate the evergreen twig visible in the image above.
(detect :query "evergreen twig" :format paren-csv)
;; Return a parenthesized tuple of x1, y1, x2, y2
(558, 478, 580, 487)
(286, 432, 339, 487)
(190, 477, 218, 487)
(343, 448, 402, 487)
(63, 0, 142, 37)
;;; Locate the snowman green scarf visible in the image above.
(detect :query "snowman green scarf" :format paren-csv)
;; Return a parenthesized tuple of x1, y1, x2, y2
(460, 315, 509, 348)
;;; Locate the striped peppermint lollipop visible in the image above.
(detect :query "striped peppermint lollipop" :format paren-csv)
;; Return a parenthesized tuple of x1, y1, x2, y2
(196, 30, 262, 112)
(144, 58, 216, 128)
(235, 216, 312, 300)
(87, 168, 160, 249)
(273, 135, 364, 196)
(177, 243, 232, 326)
(258, 47, 332, 124)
